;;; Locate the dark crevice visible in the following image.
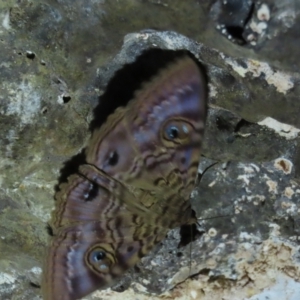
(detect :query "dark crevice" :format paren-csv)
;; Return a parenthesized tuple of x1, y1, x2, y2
(90, 48, 206, 131)
(176, 251, 183, 257)
(195, 268, 211, 276)
(62, 95, 71, 103)
(46, 224, 54, 236)
(26, 51, 36, 59)
(226, 26, 247, 45)
(111, 276, 132, 293)
(212, 0, 255, 45)
(234, 118, 253, 133)
(178, 223, 204, 247)
(29, 282, 40, 288)
(55, 149, 87, 191)
(196, 159, 219, 186)
(112, 284, 126, 293)
(225, 2, 254, 45)
(216, 115, 232, 131)
(41, 107, 48, 114)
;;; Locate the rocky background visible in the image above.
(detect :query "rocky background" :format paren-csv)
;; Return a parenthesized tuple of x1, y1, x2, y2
(1, 0, 300, 299)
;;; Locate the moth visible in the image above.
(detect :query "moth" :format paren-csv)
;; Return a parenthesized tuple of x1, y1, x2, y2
(42, 55, 207, 300)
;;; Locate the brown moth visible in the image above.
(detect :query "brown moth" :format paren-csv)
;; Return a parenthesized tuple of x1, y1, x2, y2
(42, 56, 207, 300)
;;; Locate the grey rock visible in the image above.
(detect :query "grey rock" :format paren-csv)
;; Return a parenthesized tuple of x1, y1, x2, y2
(0, 0, 300, 299)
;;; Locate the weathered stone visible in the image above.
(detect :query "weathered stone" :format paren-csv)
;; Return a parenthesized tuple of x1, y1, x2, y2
(0, 1, 300, 299)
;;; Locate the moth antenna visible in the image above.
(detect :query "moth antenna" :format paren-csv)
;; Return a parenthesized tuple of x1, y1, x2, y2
(197, 214, 234, 223)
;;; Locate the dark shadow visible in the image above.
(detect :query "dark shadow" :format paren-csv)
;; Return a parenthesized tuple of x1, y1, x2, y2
(90, 48, 207, 130)
(29, 282, 41, 289)
(213, 0, 255, 45)
(54, 149, 87, 191)
(46, 223, 54, 236)
(234, 118, 253, 133)
(179, 220, 205, 248)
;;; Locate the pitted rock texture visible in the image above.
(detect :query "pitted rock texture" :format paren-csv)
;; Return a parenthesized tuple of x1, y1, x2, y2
(0, 1, 299, 299)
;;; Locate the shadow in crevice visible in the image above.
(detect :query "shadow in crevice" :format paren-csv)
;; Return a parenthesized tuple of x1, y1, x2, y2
(89, 48, 205, 131)
(234, 118, 253, 133)
(54, 149, 86, 193)
(179, 223, 204, 248)
(212, 0, 255, 45)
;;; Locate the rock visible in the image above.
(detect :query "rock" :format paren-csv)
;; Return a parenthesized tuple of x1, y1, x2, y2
(0, 0, 299, 299)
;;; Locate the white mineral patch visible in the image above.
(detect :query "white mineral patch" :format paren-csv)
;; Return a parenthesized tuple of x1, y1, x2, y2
(246, 275, 300, 300)
(246, 195, 265, 205)
(250, 163, 260, 172)
(250, 20, 268, 34)
(0, 11, 10, 32)
(221, 54, 248, 77)
(208, 228, 217, 237)
(257, 4, 270, 21)
(269, 223, 281, 237)
(237, 174, 250, 185)
(133, 283, 148, 293)
(5, 129, 17, 158)
(0, 272, 16, 285)
(239, 232, 253, 241)
(26, 267, 42, 287)
(258, 117, 300, 139)
(222, 56, 294, 94)
(208, 179, 217, 187)
(190, 289, 198, 299)
(0, 272, 16, 295)
(238, 163, 259, 174)
(4, 81, 41, 126)
(247, 60, 293, 94)
(208, 83, 217, 97)
(266, 180, 278, 194)
(124, 31, 192, 51)
(277, 9, 296, 28)
(161, 33, 192, 50)
(57, 93, 65, 105)
(284, 187, 295, 199)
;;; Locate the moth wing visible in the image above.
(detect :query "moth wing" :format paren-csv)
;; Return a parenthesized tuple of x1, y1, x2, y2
(123, 56, 206, 222)
(43, 164, 166, 300)
(85, 57, 206, 224)
(125, 56, 206, 189)
(43, 220, 166, 300)
(50, 164, 152, 230)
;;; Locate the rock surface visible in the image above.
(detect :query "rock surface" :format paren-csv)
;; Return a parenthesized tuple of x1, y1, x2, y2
(0, 0, 299, 299)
